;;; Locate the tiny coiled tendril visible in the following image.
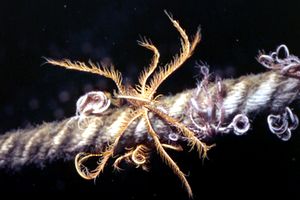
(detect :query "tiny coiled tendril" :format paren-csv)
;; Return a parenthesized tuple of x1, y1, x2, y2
(258, 44, 300, 78)
(267, 107, 299, 141)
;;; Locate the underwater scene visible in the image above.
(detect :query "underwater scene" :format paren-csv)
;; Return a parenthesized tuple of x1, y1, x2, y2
(0, 0, 300, 199)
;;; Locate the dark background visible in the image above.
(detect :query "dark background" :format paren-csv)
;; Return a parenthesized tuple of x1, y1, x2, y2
(0, 0, 300, 198)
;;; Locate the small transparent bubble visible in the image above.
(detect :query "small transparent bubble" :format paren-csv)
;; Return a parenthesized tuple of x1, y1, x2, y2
(53, 108, 65, 119)
(28, 98, 39, 110)
(83, 83, 94, 93)
(82, 42, 93, 55)
(58, 91, 70, 103)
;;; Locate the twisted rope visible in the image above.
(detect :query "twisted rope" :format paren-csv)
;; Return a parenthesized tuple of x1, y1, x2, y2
(0, 45, 299, 169)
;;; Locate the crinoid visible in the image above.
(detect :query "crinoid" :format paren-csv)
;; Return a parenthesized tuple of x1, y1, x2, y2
(46, 11, 213, 197)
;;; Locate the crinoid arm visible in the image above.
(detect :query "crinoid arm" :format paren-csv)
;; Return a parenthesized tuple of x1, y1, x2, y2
(144, 104, 212, 157)
(75, 151, 112, 180)
(113, 144, 150, 171)
(146, 11, 201, 99)
(136, 37, 160, 95)
(45, 58, 124, 94)
(143, 108, 193, 197)
(74, 109, 144, 179)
